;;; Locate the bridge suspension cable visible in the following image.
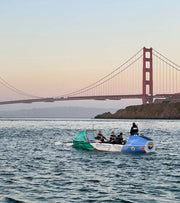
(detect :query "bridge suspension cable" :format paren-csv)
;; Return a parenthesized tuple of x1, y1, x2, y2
(152, 53, 180, 72)
(65, 54, 143, 97)
(153, 49, 180, 70)
(0, 76, 43, 99)
(57, 48, 143, 98)
(152, 49, 180, 95)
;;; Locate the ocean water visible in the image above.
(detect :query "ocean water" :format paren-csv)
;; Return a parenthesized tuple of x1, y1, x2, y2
(0, 118, 179, 203)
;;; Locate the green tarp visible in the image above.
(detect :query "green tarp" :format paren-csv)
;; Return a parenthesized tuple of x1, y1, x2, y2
(73, 130, 95, 150)
(73, 130, 87, 142)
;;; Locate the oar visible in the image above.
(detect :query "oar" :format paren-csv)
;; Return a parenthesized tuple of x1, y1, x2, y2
(55, 141, 73, 146)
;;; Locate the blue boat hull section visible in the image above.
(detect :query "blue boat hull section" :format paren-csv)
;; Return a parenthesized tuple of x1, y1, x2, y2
(121, 135, 154, 153)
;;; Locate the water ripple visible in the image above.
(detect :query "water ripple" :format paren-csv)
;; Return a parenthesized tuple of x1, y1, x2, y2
(0, 119, 180, 202)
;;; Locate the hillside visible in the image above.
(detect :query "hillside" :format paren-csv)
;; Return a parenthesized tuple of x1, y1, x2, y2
(95, 102, 180, 119)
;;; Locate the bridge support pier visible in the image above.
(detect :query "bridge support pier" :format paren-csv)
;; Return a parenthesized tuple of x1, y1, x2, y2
(142, 47, 153, 104)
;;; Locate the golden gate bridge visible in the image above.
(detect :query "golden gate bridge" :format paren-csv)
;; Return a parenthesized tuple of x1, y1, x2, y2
(0, 47, 180, 105)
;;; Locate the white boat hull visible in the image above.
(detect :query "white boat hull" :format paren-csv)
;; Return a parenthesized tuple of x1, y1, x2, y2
(91, 142, 124, 152)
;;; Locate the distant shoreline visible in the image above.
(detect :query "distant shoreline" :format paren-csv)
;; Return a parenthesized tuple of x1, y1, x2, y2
(0, 106, 116, 119)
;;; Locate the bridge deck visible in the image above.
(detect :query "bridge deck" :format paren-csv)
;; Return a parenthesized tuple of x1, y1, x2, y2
(0, 94, 178, 105)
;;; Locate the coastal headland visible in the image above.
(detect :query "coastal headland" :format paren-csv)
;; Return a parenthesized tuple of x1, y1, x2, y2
(95, 101, 180, 119)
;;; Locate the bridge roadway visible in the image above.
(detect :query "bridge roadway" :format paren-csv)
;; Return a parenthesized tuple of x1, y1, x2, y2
(0, 94, 178, 105)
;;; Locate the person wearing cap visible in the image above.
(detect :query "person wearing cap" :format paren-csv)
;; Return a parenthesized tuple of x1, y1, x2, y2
(130, 122, 139, 135)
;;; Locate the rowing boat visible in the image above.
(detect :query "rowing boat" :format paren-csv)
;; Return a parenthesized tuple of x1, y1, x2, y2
(73, 130, 155, 153)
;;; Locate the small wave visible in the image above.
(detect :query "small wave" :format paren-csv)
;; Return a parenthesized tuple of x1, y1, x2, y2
(55, 141, 62, 145)
(86, 179, 100, 183)
(3, 197, 25, 203)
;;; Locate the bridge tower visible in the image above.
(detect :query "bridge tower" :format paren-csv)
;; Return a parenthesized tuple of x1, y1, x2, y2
(142, 47, 153, 104)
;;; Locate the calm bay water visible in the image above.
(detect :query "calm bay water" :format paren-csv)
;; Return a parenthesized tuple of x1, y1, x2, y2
(0, 118, 180, 203)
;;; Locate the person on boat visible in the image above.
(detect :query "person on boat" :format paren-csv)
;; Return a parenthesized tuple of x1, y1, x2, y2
(116, 132, 123, 144)
(130, 122, 139, 135)
(109, 131, 116, 144)
(116, 132, 126, 144)
(95, 131, 107, 142)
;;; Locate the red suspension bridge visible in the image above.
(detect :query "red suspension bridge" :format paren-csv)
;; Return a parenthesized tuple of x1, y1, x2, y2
(0, 47, 180, 105)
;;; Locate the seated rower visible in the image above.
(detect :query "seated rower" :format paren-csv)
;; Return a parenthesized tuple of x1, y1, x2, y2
(109, 131, 116, 144)
(116, 132, 126, 145)
(95, 131, 107, 142)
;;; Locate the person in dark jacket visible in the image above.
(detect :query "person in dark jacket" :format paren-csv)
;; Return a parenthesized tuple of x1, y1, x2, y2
(109, 131, 116, 144)
(130, 122, 139, 135)
(95, 131, 107, 142)
(116, 132, 124, 144)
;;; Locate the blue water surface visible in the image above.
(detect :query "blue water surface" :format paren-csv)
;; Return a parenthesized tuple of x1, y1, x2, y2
(0, 118, 180, 203)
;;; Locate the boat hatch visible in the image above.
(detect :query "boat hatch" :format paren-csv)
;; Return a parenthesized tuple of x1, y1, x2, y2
(86, 130, 97, 142)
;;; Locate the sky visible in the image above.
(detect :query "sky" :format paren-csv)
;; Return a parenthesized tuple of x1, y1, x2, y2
(0, 0, 180, 108)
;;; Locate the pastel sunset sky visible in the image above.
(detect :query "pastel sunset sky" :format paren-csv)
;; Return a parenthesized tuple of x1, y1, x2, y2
(0, 0, 180, 102)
